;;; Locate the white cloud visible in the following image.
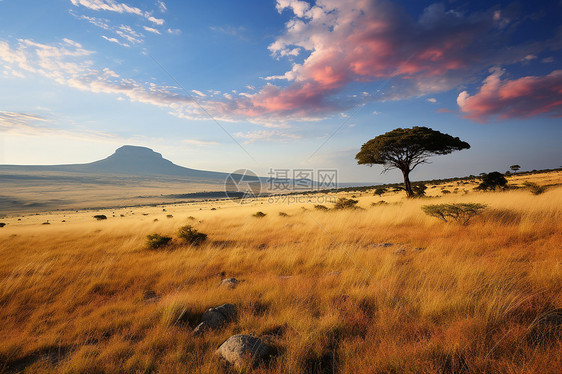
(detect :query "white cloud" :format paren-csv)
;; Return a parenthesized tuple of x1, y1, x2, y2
(427, 98, 437, 103)
(182, 139, 218, 146)
(167, 28, 181, 35)
(143, 26, 161, 34)
(102, 35, 130, 47)
(191, 89, 206, 97)
(0, 39, 199, 112)
(235, 130, 301, 144)
(70, 0, 165, 25)
(115, 25, 143, 44)
(63, 38, 83, 48)
(157, 0, 166, 12)
(0, 110, 121, 142)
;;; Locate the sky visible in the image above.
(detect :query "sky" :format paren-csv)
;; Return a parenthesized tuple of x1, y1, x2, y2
(0, 0, 561, 184)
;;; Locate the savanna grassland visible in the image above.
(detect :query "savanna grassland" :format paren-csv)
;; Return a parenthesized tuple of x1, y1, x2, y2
(0, 172, 561, 373)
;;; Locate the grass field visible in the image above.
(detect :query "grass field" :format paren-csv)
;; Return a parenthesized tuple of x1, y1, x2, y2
(0, 172, 561, 373)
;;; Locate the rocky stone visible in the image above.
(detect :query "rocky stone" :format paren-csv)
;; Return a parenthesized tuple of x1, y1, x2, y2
(216, 334, 272, 368)
(219, 278, 239, 289)
(192, 303, 237, 336)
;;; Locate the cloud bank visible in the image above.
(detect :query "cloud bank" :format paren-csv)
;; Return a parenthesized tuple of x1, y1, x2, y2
(457, 68, 562, 122)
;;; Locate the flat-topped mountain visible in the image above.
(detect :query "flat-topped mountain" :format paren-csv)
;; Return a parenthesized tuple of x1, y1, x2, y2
(0, 145, 230, 179)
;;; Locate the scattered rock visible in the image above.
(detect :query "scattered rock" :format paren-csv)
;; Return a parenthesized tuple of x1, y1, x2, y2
(324, 271, 341, 277)
(192, 303, 237, 336)
(219, 278, 240, 289)
(216, 334, 272, 368)
(143, 290, 159, 303)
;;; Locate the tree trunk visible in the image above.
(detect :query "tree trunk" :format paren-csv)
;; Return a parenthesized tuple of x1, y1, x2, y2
(402, 169, 414, 198)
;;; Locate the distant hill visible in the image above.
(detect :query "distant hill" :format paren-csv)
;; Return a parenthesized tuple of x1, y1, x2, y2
(0, 145, 231, 179)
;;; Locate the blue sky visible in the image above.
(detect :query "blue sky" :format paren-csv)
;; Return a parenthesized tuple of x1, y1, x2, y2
(0, 0, 561, 183)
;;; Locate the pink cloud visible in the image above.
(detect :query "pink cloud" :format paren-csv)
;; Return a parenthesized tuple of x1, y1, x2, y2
(437, 108, 452, 113)
(212, 0, 544, 121)
(457, 68, 562, 122)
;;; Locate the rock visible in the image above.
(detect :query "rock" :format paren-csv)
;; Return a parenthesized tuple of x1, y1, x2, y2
(219, 278, 239, 289)
(278, 275, 293, 280)
(143, 290, 159, 303)
(192, 303, 237, 336)
(216, 335, 272, 368)
(324, 271, 341, 277)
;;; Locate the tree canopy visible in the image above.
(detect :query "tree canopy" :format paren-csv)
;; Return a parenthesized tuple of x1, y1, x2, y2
(356, 127, 470, 197)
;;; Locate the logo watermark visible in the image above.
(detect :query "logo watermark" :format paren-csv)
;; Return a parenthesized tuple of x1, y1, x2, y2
(225, 168, 339, 204)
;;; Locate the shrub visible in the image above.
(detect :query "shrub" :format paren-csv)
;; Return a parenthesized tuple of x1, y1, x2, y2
(476, 171, 508, 191)
(412, 184, 427, 197)
(0, 223, 5, 228)
(371, 201, 387, 206)
(523, 182, 547, 195)
(166, 215, 174, 218)
(146, 234, 172, 249)
(177, 225, 207, 246)
(441, 189, 451, 194)
(93, 215, 107, 221)
(334, 198, 359, 209)
(314, 204, 329, 210)
(373, 187, 387, 196)
(422, 203, 487, 224)
(279, 212, 289, 217)
(253, 211, 267, 218)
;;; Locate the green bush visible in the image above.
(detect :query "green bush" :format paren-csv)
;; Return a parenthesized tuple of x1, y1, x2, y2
(412, 184, 427, 197)
(476, 172, 508, 191)
(371, 201, 387, 206)
(177, 225, 207, 246)
(422, 203, 487, 224)
(373, 187, 387, 196)
(334, 198, 359, 209)
(523, 182, 547, 195)
(146, 234, 172, 249)
(253, 211, 267, 218)
(93, 215, 107, 220)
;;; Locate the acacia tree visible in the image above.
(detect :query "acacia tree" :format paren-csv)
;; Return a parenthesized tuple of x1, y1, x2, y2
(356, 127, 470, 197)
(510, 164, 521, 173)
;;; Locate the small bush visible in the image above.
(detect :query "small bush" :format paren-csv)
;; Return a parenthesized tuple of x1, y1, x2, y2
(0, 223, 6, 228)
(371, 201, 387, 206)
(253, 211, 267, 218)
(314, 204, 329, 211)
(412, 184, 427, 197)
(146, 234, 172, 249)
(523, 182, 547, 195)
(334, 198, 359, 209)
(166, 214, 174, 218)
(177, 225, 207, 246)
(422, 203, 487, 224)
(476, 171, 508, 191)
(93, 215, 107, 221)
(441, 189, 451, 194)
(279, 212, 289, 217)
(373, 187, 387, 196)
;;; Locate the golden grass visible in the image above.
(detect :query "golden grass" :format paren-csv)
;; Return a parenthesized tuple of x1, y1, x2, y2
(0, 172, 561, 373)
